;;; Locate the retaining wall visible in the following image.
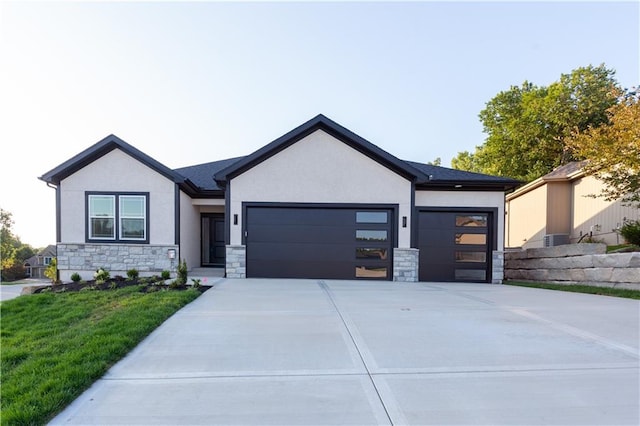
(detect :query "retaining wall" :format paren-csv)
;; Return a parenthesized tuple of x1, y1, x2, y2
(505, 243, 640, 289)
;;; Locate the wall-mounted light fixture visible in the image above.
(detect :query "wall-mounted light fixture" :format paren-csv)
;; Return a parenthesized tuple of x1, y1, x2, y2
(402, 216, 407, 228)
(234, 214, 238, 225)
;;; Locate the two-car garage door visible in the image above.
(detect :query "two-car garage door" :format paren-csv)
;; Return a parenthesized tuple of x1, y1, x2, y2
(245, 206, 393, 280)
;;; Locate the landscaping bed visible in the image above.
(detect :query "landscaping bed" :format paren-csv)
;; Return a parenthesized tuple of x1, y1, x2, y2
(33, 275, 212, 294)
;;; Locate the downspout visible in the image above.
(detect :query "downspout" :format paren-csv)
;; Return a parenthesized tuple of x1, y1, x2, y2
(46, 182, 60, 281)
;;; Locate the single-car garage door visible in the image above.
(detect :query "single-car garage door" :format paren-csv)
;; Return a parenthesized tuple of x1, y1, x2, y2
(418, 210, 493, 283)
(245, 206, 394, 280)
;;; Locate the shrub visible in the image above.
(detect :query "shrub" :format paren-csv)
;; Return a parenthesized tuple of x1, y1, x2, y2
(70, 272, 82, 282)
(620, 219, 640, 246)
(94, 268, 110, 284)
(1, 262, 26, 281)
(191, 278, 201, 289)
(177, 258, 188, 285)
(126, 268, 139, 281)
(161, 270, 171, 280)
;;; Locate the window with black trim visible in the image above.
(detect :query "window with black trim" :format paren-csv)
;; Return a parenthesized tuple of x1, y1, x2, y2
(87, 192, 149, 243)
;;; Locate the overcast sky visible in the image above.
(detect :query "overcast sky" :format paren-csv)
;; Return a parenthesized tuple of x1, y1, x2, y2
(1, 1, 638, 248)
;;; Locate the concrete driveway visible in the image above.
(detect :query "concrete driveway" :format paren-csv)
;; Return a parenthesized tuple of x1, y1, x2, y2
(51, 279, 639, 425)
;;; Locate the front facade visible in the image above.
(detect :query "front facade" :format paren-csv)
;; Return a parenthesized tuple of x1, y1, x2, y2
(41, 115, 518, 283)
(506, 162, 639, 249)
(24, 245, 56, 278)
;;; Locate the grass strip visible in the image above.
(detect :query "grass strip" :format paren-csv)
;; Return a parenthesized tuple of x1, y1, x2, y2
(0, 286, 201, 425)
(505, 281, 640, 299)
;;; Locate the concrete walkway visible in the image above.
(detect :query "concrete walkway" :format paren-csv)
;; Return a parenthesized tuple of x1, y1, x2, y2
(0, 279, 50, 301)
(51, 280, 639, 425)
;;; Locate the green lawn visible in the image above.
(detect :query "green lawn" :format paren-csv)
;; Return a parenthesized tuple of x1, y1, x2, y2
(505, 281, 640, 299)
(0, 286, 202, 425)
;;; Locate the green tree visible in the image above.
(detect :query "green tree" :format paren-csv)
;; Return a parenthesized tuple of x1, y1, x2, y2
(1, 208, 18, 273)
(427, 157, 442, 166)
(454, 64, 620, 181)
(568, 88, 640, 205)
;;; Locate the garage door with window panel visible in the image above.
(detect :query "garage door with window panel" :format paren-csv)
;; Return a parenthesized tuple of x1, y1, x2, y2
(417, 210, 492, 282)
(245, 206, 393, 280)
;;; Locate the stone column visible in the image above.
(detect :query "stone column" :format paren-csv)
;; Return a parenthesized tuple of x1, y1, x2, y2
(492, 250, 504, 284)
(393, 248, 419, 282)
(225, 245, 246, 278)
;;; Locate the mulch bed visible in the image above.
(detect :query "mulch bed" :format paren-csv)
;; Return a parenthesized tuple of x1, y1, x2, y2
(33, 276, 211, 294)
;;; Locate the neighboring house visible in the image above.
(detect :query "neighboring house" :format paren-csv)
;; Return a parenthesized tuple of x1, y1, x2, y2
(505, 161, 639, 249)
(23, 245, 56, 279)
(40, 115, 519, 283)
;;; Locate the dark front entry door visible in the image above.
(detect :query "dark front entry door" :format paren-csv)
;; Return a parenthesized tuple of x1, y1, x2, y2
(418, 211, 492, 283)
(202, 214, 225, 266)
(245, 206, 393, 280)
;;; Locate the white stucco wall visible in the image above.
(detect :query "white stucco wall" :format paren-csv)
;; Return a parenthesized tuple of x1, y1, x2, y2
(179, 190, 201, 270)
(229, 129, 413, 247)
(59, 149, 176, 244)
(415, 190, 506, 251)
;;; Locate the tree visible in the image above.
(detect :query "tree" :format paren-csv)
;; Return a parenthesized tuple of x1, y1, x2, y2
(427, 157, 442, 166)
(568, 88, 640, 206)
(453, 64, 620, 181)
(1, 208, 17, 273)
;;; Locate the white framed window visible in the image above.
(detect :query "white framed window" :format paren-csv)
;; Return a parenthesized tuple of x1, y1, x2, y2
(44, 257, 53, 265)
(86, 192, 149, 243)
(119, 195, 146, 240)
(89, 195, 116, 239)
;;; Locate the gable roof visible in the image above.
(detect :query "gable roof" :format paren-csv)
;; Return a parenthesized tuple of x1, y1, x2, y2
(174, 157, 244, 192)
(213, 114, 430, 186)
(506, 161, 588, 200)
(39, 134, 187, 186)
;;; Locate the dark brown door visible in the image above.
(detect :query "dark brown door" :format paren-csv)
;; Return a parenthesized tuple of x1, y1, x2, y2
(418, 211, 491, 282)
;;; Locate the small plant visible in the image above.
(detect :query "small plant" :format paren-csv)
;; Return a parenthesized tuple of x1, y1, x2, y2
(109, 282, 118, 290)
(191, 278, 201, 289)
(44, 258, 58, 283)
(161, 270, 171, 280)
(126, 268, 139, 281)
(620, 219, 640, 246)
(70, 272, 82, 283)
(177, 258, 188, 285)
(94, 268, 110, 284)
(169, 280, 180, 289)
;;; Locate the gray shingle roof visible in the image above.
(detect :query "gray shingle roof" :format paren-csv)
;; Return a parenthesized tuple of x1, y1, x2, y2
(174, 157, 245, 191)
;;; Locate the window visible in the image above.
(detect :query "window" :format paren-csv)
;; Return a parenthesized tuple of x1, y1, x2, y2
(455, 233, 486, 245)
(120, 196, 146, 240)
(355, 266, 388, 278)
(455, 251, 486, 263)
(356, 211, 388, 224)
(356, 230, 388, 242)
(356, 248, 388, 260)
(44, 257, 53, 265)
(456, 214, 487, 227)
(87, 193, 148, 243)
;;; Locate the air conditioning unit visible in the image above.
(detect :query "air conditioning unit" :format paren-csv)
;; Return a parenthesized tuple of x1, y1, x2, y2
(543, 233, 569, 247)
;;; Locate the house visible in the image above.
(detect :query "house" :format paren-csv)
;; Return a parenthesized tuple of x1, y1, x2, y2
(23, 244, 56, 279)
(505, 161, 639, 249)
(40, 115, 519, 283)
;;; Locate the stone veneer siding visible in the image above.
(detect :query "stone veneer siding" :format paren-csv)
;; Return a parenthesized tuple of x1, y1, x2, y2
(393, 248, 419, 282)
(492, 250, 504, 284)
(226, 245, 246, 278)
(57, 243, 179, 280)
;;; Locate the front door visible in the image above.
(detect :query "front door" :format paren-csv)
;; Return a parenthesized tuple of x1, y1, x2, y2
(201, 214, 225, 267)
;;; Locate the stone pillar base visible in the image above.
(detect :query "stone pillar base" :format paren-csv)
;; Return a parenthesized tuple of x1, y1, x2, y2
(393, 248, 419, 282)
(226, 245, 246, 278)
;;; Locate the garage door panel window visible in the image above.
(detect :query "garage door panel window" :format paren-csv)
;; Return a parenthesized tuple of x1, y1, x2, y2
(356, 230, 388, 242)
(455, 269, 486, 281)
(356, 211, 388, 224)
(356, 248, 388, 260)
(455, 233, 487, 245)
(456, 215, 488, 227)
(356, 266, 388, 278)
(455, 251, 486, 263)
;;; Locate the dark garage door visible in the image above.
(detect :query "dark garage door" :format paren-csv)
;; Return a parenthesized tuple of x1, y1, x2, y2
(418, 211, 492, 283)
(245, 206, 393, 280)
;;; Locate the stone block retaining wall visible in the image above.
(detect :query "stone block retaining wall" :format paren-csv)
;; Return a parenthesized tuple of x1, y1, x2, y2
(57, 243, 179, 282)
(505, 243, 640, 289)
(226, 245, 246, 278)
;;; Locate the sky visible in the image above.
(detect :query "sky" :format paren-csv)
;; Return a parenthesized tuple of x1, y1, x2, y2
(0, 0, 638, 248)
